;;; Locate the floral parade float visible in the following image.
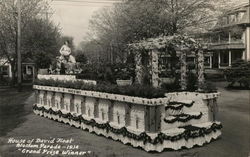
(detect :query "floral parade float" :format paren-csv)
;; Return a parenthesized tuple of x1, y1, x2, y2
(33, 35, 222, 152)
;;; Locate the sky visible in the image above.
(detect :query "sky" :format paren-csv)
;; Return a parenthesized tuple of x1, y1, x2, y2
(50, 0, 249, 47)
(50, 0, 119, 47)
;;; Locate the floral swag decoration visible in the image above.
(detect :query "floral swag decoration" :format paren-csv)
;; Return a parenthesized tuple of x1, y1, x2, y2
(33, 104, 222, 146)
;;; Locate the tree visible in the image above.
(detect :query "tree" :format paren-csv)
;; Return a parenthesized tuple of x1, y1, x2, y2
(22, 18, 61, 69)
(77, 40, 103, 64)
(86, 0, 231, 63)
(0, 0, 61, 84)
(75, 50, 88, 66)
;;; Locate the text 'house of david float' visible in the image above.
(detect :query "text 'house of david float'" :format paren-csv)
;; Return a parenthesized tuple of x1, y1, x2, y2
(33, 35, 222, 152)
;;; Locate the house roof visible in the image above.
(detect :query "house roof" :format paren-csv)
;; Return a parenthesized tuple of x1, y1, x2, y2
(212, 2, 250, 30)
(22, 57, 35, 64)
(0, 57, 35, 65)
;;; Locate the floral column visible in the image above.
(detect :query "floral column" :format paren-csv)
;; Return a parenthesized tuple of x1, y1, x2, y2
(197, 49, 205, 91)
(151, 50, 159, 88)
(135, 52, 143, 84)
(180, 47, 188, 90)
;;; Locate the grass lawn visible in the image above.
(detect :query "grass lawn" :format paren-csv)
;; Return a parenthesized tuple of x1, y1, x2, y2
(0, 83, 249, 157)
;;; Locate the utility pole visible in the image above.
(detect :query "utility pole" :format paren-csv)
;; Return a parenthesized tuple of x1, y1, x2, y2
(17, 0, 22, 92)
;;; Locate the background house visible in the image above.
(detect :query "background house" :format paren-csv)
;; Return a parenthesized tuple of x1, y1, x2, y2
(199, 2, 250, 69)
(0, 58, 36, 84)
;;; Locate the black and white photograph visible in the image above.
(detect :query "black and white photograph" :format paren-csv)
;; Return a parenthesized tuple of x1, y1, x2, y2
(0, 0, 249, 156)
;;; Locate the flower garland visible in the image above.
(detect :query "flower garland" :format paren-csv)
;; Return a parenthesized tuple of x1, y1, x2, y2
(165, 101, 195, 110)
(164, 112, 203, 123)
(33, 104, 222, 145)
(128, 34, 201, 51)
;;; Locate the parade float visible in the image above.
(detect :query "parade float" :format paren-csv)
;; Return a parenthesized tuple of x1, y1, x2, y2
(33, 35, 222, 152)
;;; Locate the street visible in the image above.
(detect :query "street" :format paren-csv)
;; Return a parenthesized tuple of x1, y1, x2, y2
(0, 83, 249, 157)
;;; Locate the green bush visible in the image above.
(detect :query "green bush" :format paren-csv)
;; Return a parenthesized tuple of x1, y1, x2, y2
(224, 60, 250, 88)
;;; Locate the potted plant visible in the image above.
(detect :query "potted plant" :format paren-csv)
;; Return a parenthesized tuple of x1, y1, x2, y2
(116, 70, 132, 86)
(114, 63, 133, 86)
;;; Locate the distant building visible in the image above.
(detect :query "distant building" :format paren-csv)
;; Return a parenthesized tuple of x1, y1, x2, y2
(0, 58, 36, 83)
(199, 3, 250, 69)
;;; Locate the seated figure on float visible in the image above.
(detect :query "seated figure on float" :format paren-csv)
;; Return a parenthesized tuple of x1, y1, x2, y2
(58, 40, 76, 74)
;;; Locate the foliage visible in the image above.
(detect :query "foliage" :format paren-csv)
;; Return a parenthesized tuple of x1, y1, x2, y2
(224, 60, 250, 88)
(85, 0, 226, 63)
(159, 70, 173, 78)
(0, 0, 62, 83)
(129, 34, 201, 51)
(77, 41, 103, 64)
(35, 51, 53, 69)
(113, 63, 133, 80)
(129, 34, 202, 88)
(0, 76, 12, 86)
(76, 64, 98, 80)
(200, 82, 217, 93)
(187, 72, 198, 91)
(34, 78, 166, 99)
(161, 82, 181, 92)
(22, 18, 61, 69)
(161, 72, 217, 93)
(75, 52, 88, 66)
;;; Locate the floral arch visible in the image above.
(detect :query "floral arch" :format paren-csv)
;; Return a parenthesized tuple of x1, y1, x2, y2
(129, 34, 205, 91)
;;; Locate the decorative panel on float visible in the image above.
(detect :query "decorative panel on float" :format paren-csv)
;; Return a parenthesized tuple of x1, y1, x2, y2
(84, 97, 96, 120)
(74, 95, 83, 115)
(97, 99, 111, 123)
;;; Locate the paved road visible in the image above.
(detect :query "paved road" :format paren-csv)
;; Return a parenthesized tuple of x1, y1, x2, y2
(0, 83, 249, 157)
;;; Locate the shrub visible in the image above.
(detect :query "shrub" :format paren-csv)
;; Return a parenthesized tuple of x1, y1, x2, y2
(187, 72, 197, 91)
(161, 82, 181, 91)
(112, 63, 134, 80)
(200, 82, 217, 93)
(34, 79, 166, 99)
(76, 63, 115, 83)
(0, 77, 12, 86)
(224, 59, 250, 88)
(159, 70, 173, 78)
